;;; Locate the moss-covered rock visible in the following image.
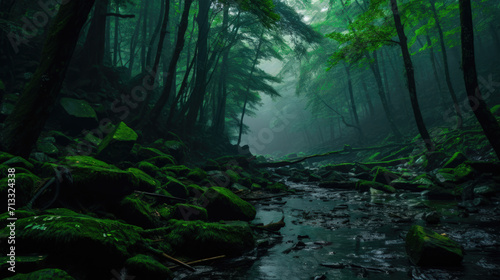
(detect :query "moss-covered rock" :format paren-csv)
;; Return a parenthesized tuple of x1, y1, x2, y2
(0, 151, 15, 164)
(163, 165, 191, 177)
(163, 140, 187, 162)
(0, 172, 41, 207)
(97, 122, 138, 163)
(63, 156, 157, 196)
(162, 219, 255, 258)
(137, 161, 161, 177)
(187, 167, 207, 181)
(225, 169, 241, 183)
(200, 187, 256, 221)
(3, 156, 34, 170)
(136, 147, 167, 161)
(144, 155, 176, 168)
(371, 166, 400, 185)
(113, 195, 157, 228)
(172, 203, 208, 221)
(443, 152, 468, 169)
(163, 176, 188, 199)
(3, 268, 75, 280)
(59, 97, 98, 134)
(185, 184, 205, 198)
(0, 214, 143, 264)
(125, 254, 171, 280)
(405, 225, 463, 266)
(266, 182, 289, 193)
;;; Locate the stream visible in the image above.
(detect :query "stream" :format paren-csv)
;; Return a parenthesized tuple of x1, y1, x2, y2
(173, 182, 500, 280)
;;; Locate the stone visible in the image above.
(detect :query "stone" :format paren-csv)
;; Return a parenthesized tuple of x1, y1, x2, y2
(172, 203, 208, 221)
(59, 97, 98, 134)
(97, 122, 138, 163)
(3, 268, 75, 280)
(443, 152, 468, 169)
(125, 255, 171, 280)
(406, 225, 463, 266)
(200, 187, 256, 221)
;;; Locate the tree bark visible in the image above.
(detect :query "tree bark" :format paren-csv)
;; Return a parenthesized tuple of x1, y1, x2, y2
(149, 0, 193, 123)
(141, 0, 149, 73)
(459, 0, 500, 160)
(430, 0, 463, 128)
(128, 9, 142, 76)
(113, 5, 120, 65)
(1, 0, 96, 157)
(390, 0, 433, 151)
(81, 0, 109, 70)
(146, 0, 165, 68)
(184, 0, 210, 129)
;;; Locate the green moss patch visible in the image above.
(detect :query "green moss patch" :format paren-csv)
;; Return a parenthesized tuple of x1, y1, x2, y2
(200, 187, 256, 221)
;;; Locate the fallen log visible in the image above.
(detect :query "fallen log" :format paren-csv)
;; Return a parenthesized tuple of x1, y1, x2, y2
(255, 143, 407, 168)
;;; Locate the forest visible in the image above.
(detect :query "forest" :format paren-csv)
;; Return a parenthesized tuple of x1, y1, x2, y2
(0, 0, 499, 279)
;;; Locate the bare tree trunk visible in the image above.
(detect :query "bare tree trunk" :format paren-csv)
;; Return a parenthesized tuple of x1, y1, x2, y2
(391, 0, 433, 151)
(1, 0, 96, 157)
(430, 0, 463, 128)
(459, 0, 500, 159)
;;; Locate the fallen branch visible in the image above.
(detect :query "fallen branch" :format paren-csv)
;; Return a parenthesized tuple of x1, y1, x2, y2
(167, 255, 226, 270)
(161, 253, 196, 271)
(255, 143, 407, 168)
(134, 190, 186, 202)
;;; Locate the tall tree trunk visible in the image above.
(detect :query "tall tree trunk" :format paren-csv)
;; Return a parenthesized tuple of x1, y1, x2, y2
(128, 9, 142, 77)
(185, 0, 210, 129)
(361, 78, 374, 116)
(149, 0, 193, 123)
(391, 0, 433, 151)
(380, 51, 392, 106)
(213, 4, 230, 135)
(113, 5, 119, 65)
(425, 35, 443, 92)
(366, 51, 403, 141)
(82, 0, 109, 70)
(141, 0, 149, 73)
(104, 4, 111, 65)
(344, 63, 362, 139)
(430, 0, 463, 128)
(459, 0, 500, 159)
(237, 30, 265, 146)
(0, 0, 96, 158)
(146, 0, 165, 68)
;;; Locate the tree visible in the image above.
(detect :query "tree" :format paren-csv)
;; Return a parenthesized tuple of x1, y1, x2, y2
(0, 0, 96, 158)
(459, 0, 500, 159)
(390, 0, 433, 151)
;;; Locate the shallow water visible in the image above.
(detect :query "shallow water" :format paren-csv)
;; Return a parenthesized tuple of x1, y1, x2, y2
(173, 183, 500, 279)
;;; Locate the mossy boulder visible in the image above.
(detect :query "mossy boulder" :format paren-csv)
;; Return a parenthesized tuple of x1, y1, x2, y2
(187, 167, 207, 181)
(0, 151, 15, 163)
(3, 156, 34, 170)
(162, 219, 255, 258)
(0, 172, 41, 207)
(113, 195, 157, 228)
(135, 147, 167, 161)
(64, 156, 157, 196)
(163, 140, 187, 162)
(0, 214, 143, 264)
(125, 254, 171, 280)
(163, 165, 191, 177)
(371, 166, 400, 185)
(357, 180, 396, 193)
(406, 225, 463, 266)
(59, 97, 98, 134)
(185, 184, 205, 198)
(137, 161, 160, 177)
(144, 155, 176, 168)
(97, 122, 138, 163)
(172, 203, 208, 221)
(225, 169, 241, 183)
(200, 187, 256, 221)
(163, 176, 188, 199)
(3, 268, 75, 280)
(443, 152, 468, 169)
(266, 182, 289, 193)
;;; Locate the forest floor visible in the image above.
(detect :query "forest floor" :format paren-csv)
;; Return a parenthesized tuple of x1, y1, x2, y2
(1, 108, 500, 279)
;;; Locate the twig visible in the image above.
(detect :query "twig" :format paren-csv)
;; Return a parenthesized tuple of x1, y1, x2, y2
(134, 190, 186, 202)
(161, 253, 196, 271)
(167, 255, 226, 269)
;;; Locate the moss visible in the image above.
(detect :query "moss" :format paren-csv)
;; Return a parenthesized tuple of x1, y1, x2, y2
(453, 163, 475, 181)
(136, 147, 167, 161)
(185, 184, 205, 198)
(371, 166, 400, 185)
(137, 161, 160, 177)
(60, 97, 97, 119)
(163, 165, 192, 177)
(406, 225, 463, 266)
(64, 155, 111, 168)
(0, 215, 143, 263)
(357, 180, 396, 193)
(97, 122, 137, 162)
(145, 155, 176, 168)
(162, 219, 255, 258)
(490, 104, 500, 116)
(266, 182, 289, 193)
(172, 203, 208, 221)
(114, 195, 156, 228)
(125, 254, 171, 280)
(3, 268, 75, 280)
(225, 169, 240, 183)
(0, 172, 41, 207)
(3, 156, 34, 170)
(0, 151, 15, 164)
(443, 152, 467, 168)
(163, 176, 188, 199)
(187, 167, 207, 181)
(200, 187, 256, 221)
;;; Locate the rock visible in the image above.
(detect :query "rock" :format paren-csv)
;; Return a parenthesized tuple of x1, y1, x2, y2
(443, 152, 468, 168)
(59, 97, 98, 134)
(187, 167, 207, 181)
(423, 211, 440, 224)
(371, 166, 400, 185)
(125, 254, 171, 280)
(0, 151, 15, 164)
(0, 214, 143, 264)
(163, 165, 192, 177)
(163, 176, 188, 199)
(137, 161, 160, 177)
(3, 268, 75, 280)
(113, 195, 157, 228)
(290, 171, 308, 182)
(230, 183, 249, 192)
(163, 140, 186, 162)
(0, 172, 41, 206)
(159, 219, 255, 258)
(357, 180, 396, 193)
(172, 203, 208, 221)
(225, 169, 241, 183)
(267, 182, 289, 193)
(185, 184, 205, 198)
(405, 225, 463, 266)
(207, 170, 231, 188)
(3, 156, 34, 170)
(474, 183, 500, 197)
(135, 146, 167, 161)
(36, 137, 59, 156)
(200, 187, 256, 221)
(276, 168, 292, 176)
(64, 156, 157, 197)
(97, 122, 138, 163)
(144, 155, 176, 168)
